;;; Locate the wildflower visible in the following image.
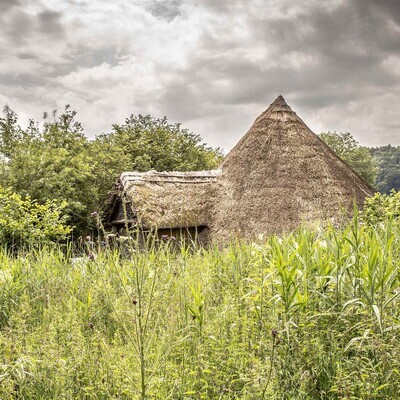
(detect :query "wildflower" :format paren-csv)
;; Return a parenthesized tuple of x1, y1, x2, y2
(90, 211, 98, 217)
(161, 234, 169, 241)
(170, 236, 176, 241)
(88, 252, 96, 261)
(88, 322, 94, 329)
(271, 329, 278, 339)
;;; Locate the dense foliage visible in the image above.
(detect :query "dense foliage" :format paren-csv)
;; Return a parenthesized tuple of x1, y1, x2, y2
(0, 219, 399, 399)
(0, 107, 99, 235)
(0, 106, 223, 236)
(371, 145, 400, 193)
(320, 132, 377, 186)
(362, 190, 400, 224)
(0, 186, 70, 248)
(106, 114, 223, 172)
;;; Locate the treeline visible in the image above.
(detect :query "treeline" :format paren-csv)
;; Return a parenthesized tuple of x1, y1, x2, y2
(371, 145, 400, 193)
(0, 105, 223, 238)
(320, 132, 400, 193)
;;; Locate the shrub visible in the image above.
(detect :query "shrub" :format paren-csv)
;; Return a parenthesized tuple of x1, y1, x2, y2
(0, 186, 71, 248)
(362, 190, 400, 224)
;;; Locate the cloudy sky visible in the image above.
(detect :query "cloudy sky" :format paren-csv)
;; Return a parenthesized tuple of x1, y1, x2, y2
(1, 0, 399, 152)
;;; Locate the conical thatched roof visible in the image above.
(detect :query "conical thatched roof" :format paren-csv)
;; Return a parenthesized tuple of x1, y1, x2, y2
(211, 95, 374, 240)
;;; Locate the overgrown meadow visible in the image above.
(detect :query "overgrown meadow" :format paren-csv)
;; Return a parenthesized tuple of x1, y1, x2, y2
(1, 217, 399, 399)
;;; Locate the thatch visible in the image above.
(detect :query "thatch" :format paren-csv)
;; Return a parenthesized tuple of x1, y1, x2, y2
(104, 170, 220, 230)
(211, 95, 375, 240)
(104, 96, 375, 242)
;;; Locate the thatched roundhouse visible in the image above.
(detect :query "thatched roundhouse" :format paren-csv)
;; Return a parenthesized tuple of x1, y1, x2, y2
(104, 96, 374, 242)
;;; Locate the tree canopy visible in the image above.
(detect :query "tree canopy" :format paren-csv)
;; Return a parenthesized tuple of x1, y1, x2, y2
(320, 132, 377, 187)
(106, 114, 223, 172)
(0, 106, 98, 234)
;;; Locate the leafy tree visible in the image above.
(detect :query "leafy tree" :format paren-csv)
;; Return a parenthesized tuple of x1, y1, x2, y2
(320, 132, 377, 187)
(0, 105, 24, 158)
(107, 114, 224, 172)
(0, 106, 98, 235)
(88, 133, 131, 213)
(370, 145, 400, 194)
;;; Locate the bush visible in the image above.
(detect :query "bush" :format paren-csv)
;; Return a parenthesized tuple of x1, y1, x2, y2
(362, 190, 400, 224)
(0, 186, 71, 248)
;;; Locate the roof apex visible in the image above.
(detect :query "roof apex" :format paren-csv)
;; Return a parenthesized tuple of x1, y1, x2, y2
(272, 94, 287, 105)
(267, 95, 293, 112)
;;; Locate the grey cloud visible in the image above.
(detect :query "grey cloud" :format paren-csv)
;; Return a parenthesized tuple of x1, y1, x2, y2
(147, 0, 182, 21)
(157, 82, 202, 121)
(1, 8, 65, 46)
(0, 0, 20, 12)
(264, 1, 399, 58)
(194, 0, 243, 13)
(161, 0, 400, 112)
(150, 0, 400, 149)
(0, 72, 47, 86)
(17, 52, 38, 60)
(2, 9, 34, 45)
(38, 11, 65, 37)
(0, 4, 74, 83)
(73, 45, 124, 68)
(386, 122, 400, 130)
(353, 0, 400, 25)
(158, 51, 370, 111)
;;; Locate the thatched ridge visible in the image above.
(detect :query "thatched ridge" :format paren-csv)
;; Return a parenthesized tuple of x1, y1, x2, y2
(104, 96, 375, 242)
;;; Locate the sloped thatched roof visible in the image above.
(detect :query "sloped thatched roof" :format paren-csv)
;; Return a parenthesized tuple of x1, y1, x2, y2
(211, 95, 374, 240)
(105, 170, 220, 230)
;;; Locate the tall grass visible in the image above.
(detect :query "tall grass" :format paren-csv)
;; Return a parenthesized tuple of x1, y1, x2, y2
(0, 219, 399, 399)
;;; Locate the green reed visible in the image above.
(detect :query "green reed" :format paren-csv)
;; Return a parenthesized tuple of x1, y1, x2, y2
(0, 220, 399, 399)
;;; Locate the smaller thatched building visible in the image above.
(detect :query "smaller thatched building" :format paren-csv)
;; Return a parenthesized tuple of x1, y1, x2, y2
(104, 96, 375, 243)
(103, 170, 220, 242)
